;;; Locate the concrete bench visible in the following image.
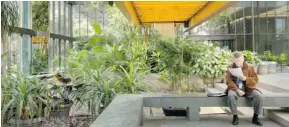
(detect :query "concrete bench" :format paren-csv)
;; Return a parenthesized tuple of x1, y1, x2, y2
(90, 95, 143, 127)
(91, 93, 289, 127)
(143, 93, 289, 121)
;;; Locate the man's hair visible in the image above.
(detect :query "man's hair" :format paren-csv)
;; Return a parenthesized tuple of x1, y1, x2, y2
(232, 51, 244, 59)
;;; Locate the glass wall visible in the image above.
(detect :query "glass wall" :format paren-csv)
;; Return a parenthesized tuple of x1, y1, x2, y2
(49, 1, 73, 72)
(72, 1, 108, 39)
(2, 1, 32, 73)
(6, 2, 23, 70)
(189, 1, 289, 56)
(2, 1, 108, 74)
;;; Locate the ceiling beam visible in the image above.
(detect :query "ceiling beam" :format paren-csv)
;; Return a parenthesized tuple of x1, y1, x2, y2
(186, 1, 237, 32)
(115, 1, 141, 26)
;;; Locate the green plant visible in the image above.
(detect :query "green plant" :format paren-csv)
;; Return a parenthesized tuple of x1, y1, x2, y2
(1, 71, 51, 127)
(118, 61, 149, 93)
(148, 37, 186, 90)
(31, 47, 48, 74)
(242, 50, 262, 65)
(191, 44, 232, 79)
(32, 1, 49, 31)
(46, 76, 72, 107)
(67, 21, 150, 116)
(69, 68, 118, 117)
(262, 51, 277, 61)
(1, 1, 19, 36)
(148, 36, 232, 90)
(278, 53, 287, 65)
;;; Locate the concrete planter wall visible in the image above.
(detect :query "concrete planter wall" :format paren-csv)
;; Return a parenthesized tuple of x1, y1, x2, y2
(267, 61, 277, 74)
(203, 77, 223, 85)
(51, 103, 73, 118)
(257, 64, 268, 75)
(257, 61, 277, 75)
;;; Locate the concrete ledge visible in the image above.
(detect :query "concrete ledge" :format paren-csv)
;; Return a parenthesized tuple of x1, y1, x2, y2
(143, 93, 289, 122)
(258, 74, 289, 93)
(258, 82, 289, 93)
(214, 83, 274, 94)
(90, 95, 143, 127)
(264, 108, 289, 127)
(91, 93, 289, 126)
(143, 94, 289, 107)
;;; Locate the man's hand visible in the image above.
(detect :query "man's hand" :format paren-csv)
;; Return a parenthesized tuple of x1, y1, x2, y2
(236, 89, 245, 96)
(240, 76, 246, 81)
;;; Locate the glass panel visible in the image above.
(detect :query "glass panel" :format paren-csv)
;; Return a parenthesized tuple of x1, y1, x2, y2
(287, 2, 289, 34)
(88, 22, 94, 36)
(48, 38, 53, 72)
(253, 1, 258, 34)
(236, 35, 244, 50)
(244, 2, 252, 34)
(49, 2, 53, 33)
(8, 34, 22, 70)
(275, 1, 287, 34)
(266, 34, 275, 52)
(54, 1, 59, 34)
(53, 39, 58, 70)
(200, 22, 207, 35)
(61, 40, 65, 69)
(275, 34, 289, 55)
(258, 1, 267, 34)
(266, 1, 276, 34)
(60, 1, 64, 35)
(254, 33, 259, 52)
(245, 35, 253, 51)
(72, 5, 80, 37)
(79, 5, 88, 37)
(256, 35, 267, 54)
(235, 2, 244, 34)
(65, 40, 70, 69)
(225, 5, 236, 34)
(66, 3, 69, 36)
(31, 40, 49, 74)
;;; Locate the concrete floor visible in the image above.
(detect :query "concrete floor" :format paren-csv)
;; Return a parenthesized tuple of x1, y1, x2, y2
(258, 73, 289, 92)
(143, 114, 282, 127)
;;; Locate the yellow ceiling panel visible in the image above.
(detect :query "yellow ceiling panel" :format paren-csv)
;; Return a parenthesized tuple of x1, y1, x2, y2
(133, 1, 206, 5)
(115, 1, 237, 29)
(136, 7, 201, 11)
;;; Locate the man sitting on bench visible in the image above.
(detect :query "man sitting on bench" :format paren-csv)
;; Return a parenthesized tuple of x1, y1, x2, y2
(225, 51, 263, 126)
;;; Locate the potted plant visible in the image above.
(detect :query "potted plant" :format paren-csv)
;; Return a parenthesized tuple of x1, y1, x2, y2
(1, 71, 51, 127)
(258, 51, 277, 74)
(263, 51, 278, 74)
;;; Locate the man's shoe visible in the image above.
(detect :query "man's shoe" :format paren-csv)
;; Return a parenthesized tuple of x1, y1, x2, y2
(232, 115, 239, 125)
(252, 115, 263, 126)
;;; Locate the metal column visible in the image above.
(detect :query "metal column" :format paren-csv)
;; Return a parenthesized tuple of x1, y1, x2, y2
(21, 1, 32, 74)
